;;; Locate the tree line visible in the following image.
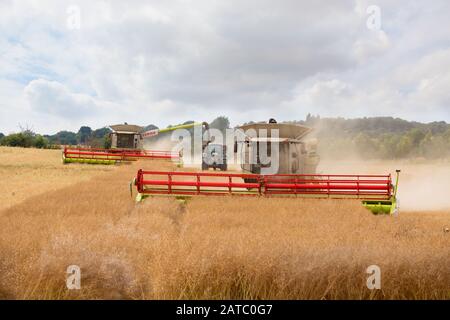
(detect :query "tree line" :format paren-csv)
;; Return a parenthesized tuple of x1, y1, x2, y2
(0, 126, 113, 149)
(298, 116, 450, 159)
(0, 116, 232, 149)
(1, 116, 448, 159)
(240, 115, 450, 159)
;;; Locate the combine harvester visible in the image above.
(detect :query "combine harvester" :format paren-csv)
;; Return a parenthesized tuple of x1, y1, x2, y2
(131, 120, 400, 215)
(62, 122, 209, 165)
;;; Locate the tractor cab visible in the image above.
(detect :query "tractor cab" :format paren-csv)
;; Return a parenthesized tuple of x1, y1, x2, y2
(202, 144, 227, 171)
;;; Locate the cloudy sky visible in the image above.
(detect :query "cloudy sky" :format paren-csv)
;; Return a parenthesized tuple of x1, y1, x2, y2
(1, 0, 449, 134)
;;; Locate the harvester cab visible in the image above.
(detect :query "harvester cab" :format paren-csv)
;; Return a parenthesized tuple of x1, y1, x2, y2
(236, 121, 320, 175)
(110, 123, 144, 150)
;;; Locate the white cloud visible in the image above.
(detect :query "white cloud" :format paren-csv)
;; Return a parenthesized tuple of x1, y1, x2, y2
(24, 79, 98, 118)
(285, 47, 450, 121)
(353, 30, 391, 63)
(0, 0, 449, 134)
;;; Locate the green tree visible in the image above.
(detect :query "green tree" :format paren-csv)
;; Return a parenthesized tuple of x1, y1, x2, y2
(92, 127, 111, 138)
(34, 135, 48, 148)
(396, 135, 413, 158)
(418, 131, 433, 158)
(77, 126, 92, 144)
(379, 134, 399, 159)
(210, 116, 230, 133)
(144, 124, 159, 131)
(53, 131, 77, 145)
(103, 135, 112, 149)
(1, 132, 34, 147)
(407, 128, 426, 147)
(90, 127, 112, 148)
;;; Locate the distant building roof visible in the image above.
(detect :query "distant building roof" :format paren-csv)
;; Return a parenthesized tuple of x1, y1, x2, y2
(109, 124, 143, 133)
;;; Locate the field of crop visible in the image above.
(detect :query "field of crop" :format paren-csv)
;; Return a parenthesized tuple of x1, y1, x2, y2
(0, 147, 116, 211)
(0, 146, 449, 299)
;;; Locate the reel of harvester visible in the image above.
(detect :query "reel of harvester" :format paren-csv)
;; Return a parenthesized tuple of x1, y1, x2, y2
(131, 169, 401, 215)
(62, 147, 180, 165)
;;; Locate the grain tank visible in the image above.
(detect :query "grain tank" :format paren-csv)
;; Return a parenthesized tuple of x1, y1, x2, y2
(236, 120, 319, 175)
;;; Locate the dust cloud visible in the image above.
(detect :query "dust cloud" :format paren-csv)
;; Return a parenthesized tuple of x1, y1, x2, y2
(143, 128, 450, 211)
(318, 159, 450, 212)
(143, 136, 176, 152)
(143, 134, 204, 167)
